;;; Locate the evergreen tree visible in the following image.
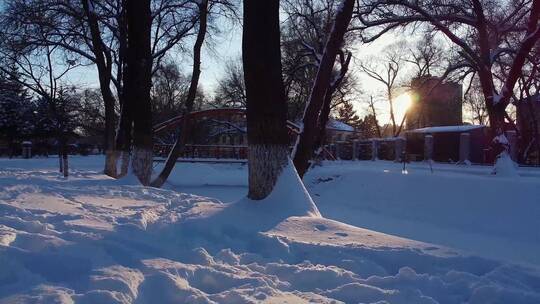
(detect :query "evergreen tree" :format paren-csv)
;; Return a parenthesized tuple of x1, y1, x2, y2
(358, 114, 380, 139)
(0, 69, 33, 156)
(335, 100, 361, 129)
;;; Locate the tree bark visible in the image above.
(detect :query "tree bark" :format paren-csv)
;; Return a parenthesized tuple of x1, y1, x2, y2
(81, 0, 118, 177)
(292, 0, 355, 178)
(151, 0, 208, 188)
(59, 138, 68, 177)
(243, 0, 290, 200)
(124, 0, 153, 185)
(115, 1, 131, 178)
(115, 82, 132, 178)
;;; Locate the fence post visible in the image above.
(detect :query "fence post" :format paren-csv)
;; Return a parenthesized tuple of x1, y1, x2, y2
(424, 134, 433, 161)
(371, 139, 379, 161)
(335, 142, 342, 160)
(459, 132, 471, 164)
(352, 140, 359, 160)
(505, 130, 518, 161)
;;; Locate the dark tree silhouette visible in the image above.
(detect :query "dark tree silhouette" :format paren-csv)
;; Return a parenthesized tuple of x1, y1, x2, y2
(293, 0, 355, 178)
(124, 0, 153, 185)
(243, 0, 290, 200)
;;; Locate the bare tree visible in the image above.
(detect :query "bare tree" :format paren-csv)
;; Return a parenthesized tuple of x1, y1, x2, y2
(366, 95, 382, 137)
(213, 58, 246, 108)
(357, 0, 540, 160)
(0, 0, 201, 178)
(151, 0, 209, 188)
(292, 0, 355, 178)
(464, 77, 489, 125)
(0, 28, 81, 176)
(406, 32, 445, 78)
(359, 42, 406, 136)
(281, 0, 356, 120)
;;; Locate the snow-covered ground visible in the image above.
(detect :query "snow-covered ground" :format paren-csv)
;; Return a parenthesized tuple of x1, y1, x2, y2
(1, 156, 540, 303)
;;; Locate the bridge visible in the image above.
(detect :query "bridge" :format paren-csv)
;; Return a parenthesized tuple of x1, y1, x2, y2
(152, 108, 308, 162)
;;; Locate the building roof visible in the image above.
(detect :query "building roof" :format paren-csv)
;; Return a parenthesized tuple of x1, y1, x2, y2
(326, 119, 355, 132)
(292, 119, 355, 132)
(407, 125, 485, 134)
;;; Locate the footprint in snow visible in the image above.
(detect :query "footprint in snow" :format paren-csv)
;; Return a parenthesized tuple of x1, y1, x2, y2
(314, 224, 327, 231)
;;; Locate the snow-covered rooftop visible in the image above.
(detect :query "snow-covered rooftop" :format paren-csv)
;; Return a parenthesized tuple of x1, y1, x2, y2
(326, 119, 355, 132)
(407, 125, 485, 134)
(293, 119, 355, 132)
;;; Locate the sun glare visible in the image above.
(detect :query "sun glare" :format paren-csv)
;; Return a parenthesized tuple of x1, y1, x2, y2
(394, 93, 412, 122)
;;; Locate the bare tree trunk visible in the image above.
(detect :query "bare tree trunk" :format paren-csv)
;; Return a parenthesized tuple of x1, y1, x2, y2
(81, 0, 118, 177)
(58, 150, 63, 173)
(59, 138, 68, 177)
(115, 3, 131, 178)
(62, 151, 68, 178)
(243, 0, 291, 200)
(115, 96, 132, 177)
(368, 96, 382, 138)
(313, 52, 351, 155)
(151, 0, 208, 188)
(125, 0, 153, 185)
(292, 0, 355, 178)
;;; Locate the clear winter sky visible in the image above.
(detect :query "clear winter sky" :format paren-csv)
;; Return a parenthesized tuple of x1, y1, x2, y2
(64, 16, 420, 125)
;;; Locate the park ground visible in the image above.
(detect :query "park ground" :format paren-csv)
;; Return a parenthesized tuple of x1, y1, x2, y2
(0, 156, 539, 303)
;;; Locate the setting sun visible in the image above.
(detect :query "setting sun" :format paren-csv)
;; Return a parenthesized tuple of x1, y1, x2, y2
(394, 92, 413, 122)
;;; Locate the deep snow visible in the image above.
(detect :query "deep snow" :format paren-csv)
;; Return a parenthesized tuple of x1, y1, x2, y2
(1, 156, 540, 303)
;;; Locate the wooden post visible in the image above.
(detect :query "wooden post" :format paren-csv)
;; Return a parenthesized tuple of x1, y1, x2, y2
(352, 140, 359, 160)
(371, 139, 379, 161)
(459, 132, 471, 164)
(335, 142, 342, 160)
(424, 134, 433, 161)
(394, 138, 405, 162)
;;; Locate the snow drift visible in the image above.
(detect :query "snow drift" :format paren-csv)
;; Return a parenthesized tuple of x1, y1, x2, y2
(1, 157, 540, 303)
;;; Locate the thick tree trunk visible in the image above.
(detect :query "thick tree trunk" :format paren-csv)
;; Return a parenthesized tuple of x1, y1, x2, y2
(124, 0, 153, 185)
(247, 144, 289, 199)
(115, 99, 132, 177)
(103, 95, 118, 177)
(292, 0, 355, 178)
(115, 0, 131, 178)
(151, 0, 209, 188)
(243, 0, 291, 200)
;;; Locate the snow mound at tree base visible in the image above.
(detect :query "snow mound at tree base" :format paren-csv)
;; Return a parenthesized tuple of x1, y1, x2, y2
(492, 151, 520, 177)
(1, 158, 540, 303)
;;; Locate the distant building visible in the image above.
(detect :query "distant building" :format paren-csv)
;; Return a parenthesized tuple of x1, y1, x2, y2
(407, 76, 463, 130)
(325, 119, 356, 142)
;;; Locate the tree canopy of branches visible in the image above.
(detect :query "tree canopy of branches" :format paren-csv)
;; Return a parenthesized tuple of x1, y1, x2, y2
(281, 0, 357, 121)
(357, 0, 540, 156)
(213, 58, 246, 108)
